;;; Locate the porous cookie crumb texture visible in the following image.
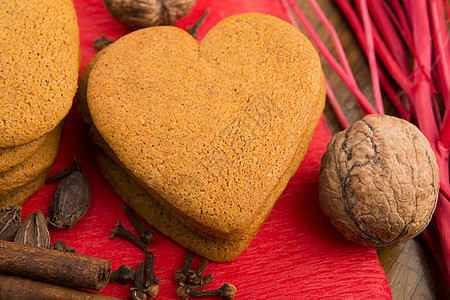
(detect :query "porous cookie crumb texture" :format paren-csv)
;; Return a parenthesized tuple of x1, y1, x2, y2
(87, 13, 325, 240)
(0, 0, 79, 147)
(0, 135, 46, 172)
(0, 123, 63, 196)
(0, 170, 49, 207)
(319, 114, 439, 246)
(78, 47, 109, 125)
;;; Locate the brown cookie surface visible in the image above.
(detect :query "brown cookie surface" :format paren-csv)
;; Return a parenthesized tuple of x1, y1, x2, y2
(0, 169, 49, 207)
(87, 13, 325, 240)
(0, 0, 79, 147)
(94, 150, 252, 262)
(0, 135, 46, 172)
(0, 123, 63, 195)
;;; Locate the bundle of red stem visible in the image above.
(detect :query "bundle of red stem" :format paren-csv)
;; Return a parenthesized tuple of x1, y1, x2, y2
(282, 0, 450, 285)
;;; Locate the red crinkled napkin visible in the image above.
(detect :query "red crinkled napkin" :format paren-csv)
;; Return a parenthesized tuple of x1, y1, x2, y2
(20, 0, 392, 298)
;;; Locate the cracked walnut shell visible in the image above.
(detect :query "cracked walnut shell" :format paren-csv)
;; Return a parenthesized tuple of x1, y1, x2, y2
(102, 0, 196, 29)
(319, 114, 439, 247)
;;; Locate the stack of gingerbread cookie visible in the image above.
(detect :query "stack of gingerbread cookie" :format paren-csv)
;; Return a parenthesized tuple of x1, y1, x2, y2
(0, 0, 80, 207)
(80, 13, 325, 262)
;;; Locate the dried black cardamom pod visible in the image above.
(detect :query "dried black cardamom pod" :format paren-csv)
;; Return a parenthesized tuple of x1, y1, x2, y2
(0, 206, 22, 241)
(49, 169, 91, 229)
(14, 210, 50, 248)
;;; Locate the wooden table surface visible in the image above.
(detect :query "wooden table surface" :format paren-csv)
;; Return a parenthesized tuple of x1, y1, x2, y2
(293, 1, 450, 299)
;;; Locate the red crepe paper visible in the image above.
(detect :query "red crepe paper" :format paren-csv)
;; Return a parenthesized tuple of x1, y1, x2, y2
(20, 0, 392, 298)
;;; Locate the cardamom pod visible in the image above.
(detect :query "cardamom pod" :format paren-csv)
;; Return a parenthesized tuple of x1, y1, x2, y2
(50, 170, 91, 229)
(0, 206, 22, 241)
(14, 210, 50, 248)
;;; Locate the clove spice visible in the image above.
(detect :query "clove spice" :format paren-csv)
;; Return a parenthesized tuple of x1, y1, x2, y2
(122, 204, 154, 244)
(109, 265, 135, 285)
(186, 258, 208, 285)
(176, 274, 214, 300)
(190, 283, 237, 299)
(46, 156, 81, 184)
(51, 241, 75, 253)
(110, 221, 148, 252)
(49, 159, 91, 229)
(187, 9, 210, 39)
(144, 250, 161, 298)
(14, 210, 50, 248)
(175, 251, 193, 284)
(94, 36, 115, 51)
(175, 252, 218, 299)
(0, 205, 22, 241)
(130, 262, 146, 300)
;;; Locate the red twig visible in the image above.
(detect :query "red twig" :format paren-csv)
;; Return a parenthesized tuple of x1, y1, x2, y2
(307, 0, 355, 83)
(386, 0, 414, 52)
(335, 0, 415, 117)
(422, 194, 450, 285)
(378, 71, 411, 121)
(325, 78, 350, 128)
(283, 0, 450, 285)
(430, 0, 450, 108)
(369, 0, 411, 74)
(280, 0, 300, 31)
(286, 0, 377, 115)
(408, 0, 440, 146)
(357, 0, 383, 114)
(336, 0, 413, 95)
(444, 0, 450, 28)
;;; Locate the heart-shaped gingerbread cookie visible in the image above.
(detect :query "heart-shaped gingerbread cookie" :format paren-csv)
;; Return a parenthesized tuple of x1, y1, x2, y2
(87, 13, 325, 241)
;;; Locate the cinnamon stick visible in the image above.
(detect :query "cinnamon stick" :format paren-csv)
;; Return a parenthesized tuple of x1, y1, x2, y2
(0, 274, 119, 300)
(0, 240, 111, 291)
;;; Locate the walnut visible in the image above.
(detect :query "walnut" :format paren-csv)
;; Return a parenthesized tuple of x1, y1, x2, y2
(319, 114, 439, 247)
(102, 0, 196, 29)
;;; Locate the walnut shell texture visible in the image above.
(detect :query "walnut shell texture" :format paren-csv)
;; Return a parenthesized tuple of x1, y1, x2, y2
(319, 114, 439, 247)
(103, 0, 196, 29)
